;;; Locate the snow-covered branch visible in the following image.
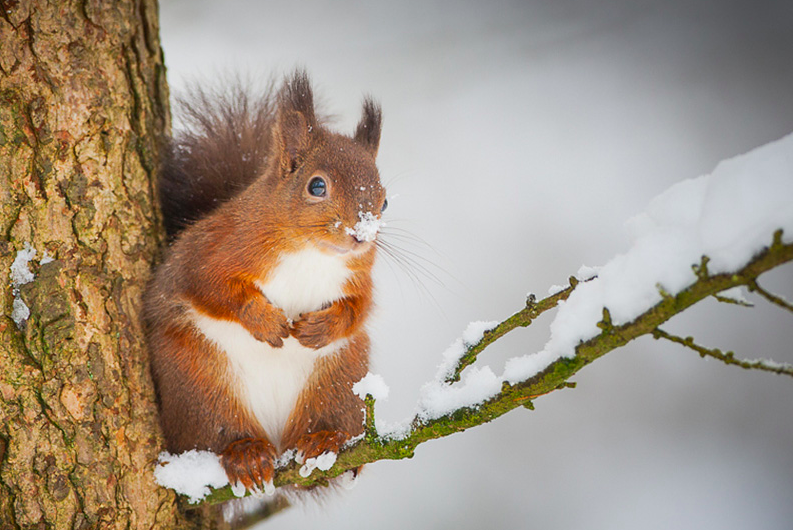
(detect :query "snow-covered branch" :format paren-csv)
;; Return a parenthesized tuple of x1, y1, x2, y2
(158, 133, 793, 508)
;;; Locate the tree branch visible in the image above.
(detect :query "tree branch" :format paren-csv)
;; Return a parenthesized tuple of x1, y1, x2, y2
(446, 276, 587, 384)
(713, 291, 754, 307)
(195, 231, 793, 506)
(652, 328, 793, 377)
(748, 279, 793, 315)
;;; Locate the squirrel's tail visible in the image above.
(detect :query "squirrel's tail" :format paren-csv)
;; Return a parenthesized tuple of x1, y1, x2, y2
(159, 78, 276, 239)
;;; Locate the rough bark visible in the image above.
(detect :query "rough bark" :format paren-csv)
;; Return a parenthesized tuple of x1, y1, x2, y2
(0, 0, 190, 527)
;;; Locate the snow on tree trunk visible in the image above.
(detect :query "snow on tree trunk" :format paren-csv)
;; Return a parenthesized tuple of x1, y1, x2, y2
(0, 1, 195, 527)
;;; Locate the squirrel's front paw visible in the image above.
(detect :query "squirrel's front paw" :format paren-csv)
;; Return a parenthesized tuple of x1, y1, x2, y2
(221, 438, 277, 496)
(293, 430, 350, 464)
(290, 309, 336, 349)
(239, 296, 290, 347)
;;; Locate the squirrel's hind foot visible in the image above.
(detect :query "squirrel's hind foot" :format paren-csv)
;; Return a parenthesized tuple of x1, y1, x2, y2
(221, 437, 278, 496)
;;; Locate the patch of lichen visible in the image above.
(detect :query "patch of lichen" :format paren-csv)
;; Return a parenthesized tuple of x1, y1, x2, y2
(0, 90, 30, 148)
(18, 261, 76, 370)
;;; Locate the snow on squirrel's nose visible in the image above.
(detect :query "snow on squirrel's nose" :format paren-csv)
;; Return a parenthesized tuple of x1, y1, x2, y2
(346, 211, 385, 242)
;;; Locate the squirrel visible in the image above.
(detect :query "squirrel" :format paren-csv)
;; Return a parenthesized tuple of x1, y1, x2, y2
(143, 71, 386, 495)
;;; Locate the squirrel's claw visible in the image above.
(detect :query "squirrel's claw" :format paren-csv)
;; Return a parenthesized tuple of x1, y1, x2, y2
(221, 438, 277, 496)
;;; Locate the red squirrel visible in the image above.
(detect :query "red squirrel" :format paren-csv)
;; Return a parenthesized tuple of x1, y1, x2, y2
(143, 71, 385, 495)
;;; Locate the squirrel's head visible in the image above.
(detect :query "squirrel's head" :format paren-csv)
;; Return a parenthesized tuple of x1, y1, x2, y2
(267, 71, 386, 256)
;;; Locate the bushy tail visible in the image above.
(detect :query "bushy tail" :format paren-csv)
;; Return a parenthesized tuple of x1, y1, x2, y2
(159, 78, 276, 239)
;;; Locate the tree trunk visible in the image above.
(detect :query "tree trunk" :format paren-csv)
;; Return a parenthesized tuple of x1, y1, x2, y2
(0, 0, 193, 527)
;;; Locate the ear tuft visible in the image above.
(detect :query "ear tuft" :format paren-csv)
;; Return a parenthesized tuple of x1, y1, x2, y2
(274, 70, 318, 174)
(354, 97, 382, 156)
(280, 69, 317, 124)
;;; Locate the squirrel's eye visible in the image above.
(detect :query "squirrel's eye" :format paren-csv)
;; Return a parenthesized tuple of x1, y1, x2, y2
(381, 198, 388, 213)
(308, 177, 327, 197)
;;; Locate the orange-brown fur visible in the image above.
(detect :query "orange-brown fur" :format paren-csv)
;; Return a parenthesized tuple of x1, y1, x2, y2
(144, 71, 384, 492)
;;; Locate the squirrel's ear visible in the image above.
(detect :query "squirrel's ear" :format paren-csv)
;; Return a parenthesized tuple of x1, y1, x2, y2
(354, 97, 382, 157)
(274, 109, 312, 174)
(274, 71, 317, 174)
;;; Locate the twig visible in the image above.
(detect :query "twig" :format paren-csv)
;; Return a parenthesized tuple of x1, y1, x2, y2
(713, 292, 754, 307)
(653, 328, 793, 378)
(747, 279, 793, 315)
(445, 276, 590, 384)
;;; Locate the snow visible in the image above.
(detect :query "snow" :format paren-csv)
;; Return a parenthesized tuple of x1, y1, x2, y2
(155, 445, 339, 500)
(548, 284, 566, 295)
(717, 286, 752, 305)
(368, 320, 500, 429)
(461, 320, 498, 346)
(11, 298, 30, 324)
(576, 265, 599, 281)
(372, 418, 411, 440)
(504, 133, 793, 384)
(275, 448, 297, 468)
(154, 450, 229, 504)
(433, 320, 499, 383)
(387, 319, 502, 424)
(9, 242, 43, 327)
(10, 242, 36, 286)
(416, 365, 503, 422)
(503, 349, 565, 386)
(345, 211, 385, 242)
(351, 319, 501, 440)
(353, 372, 390, 400)
(299, 451, 337, 478)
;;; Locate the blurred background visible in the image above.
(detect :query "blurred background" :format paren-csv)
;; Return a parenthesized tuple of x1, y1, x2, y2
(158, 0, 793, 528)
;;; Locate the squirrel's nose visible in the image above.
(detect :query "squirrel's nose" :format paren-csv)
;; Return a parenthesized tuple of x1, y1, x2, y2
(349, 233, 368, 246)
(345, 211, 382, 243)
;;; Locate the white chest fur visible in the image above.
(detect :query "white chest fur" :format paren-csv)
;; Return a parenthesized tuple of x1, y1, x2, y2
(257, 246, 353, 320)
(190, 246, 352, 449)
